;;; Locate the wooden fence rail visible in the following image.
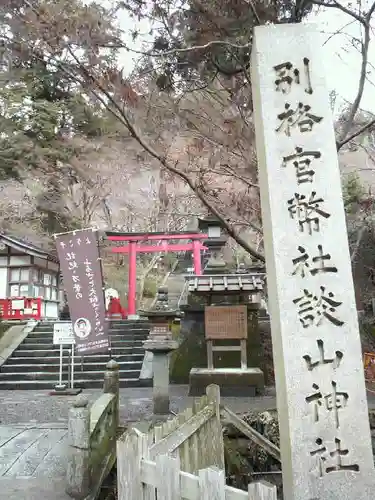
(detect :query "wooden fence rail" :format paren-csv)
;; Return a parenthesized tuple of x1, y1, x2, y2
(117, 384, 278, 500)
(118, 429, 277, 500)
(149, 384, 224, 473)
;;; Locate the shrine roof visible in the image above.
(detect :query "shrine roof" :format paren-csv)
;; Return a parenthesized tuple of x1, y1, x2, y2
(0, 233, 59, 263)
(186, 273, 265, 294)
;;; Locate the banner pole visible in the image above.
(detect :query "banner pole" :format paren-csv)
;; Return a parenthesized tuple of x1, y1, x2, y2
(95, 230, 112, 357)
(70, 344, 75, 389)
(59, 344, 63, 387)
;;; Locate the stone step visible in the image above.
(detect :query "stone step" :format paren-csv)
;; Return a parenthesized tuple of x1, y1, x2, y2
(6, 353, 144, 365)
(1, 320, 150, 390)
(12, 346, 145, 357)
(30, 327, 150, 335)
(109, 338, 147, 346)
(22, 333, 148, 344)
(36, 320, 150, 327)
(1, 360, 142, 373)
(0, 369, 140, 382)
(109, 332, 149, 339)
(0, 378, 147, 390)
(18, 340, 145, 350)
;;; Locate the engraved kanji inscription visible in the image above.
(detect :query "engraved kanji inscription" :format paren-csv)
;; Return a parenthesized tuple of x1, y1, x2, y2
(282, 147, 321, 184)
(310, 438, 359, 477)
(303, 339, 343, 371)
(292, 245, 338, 278)
(288, 192, 331, 234)
(276, 102, 323, 136)
(293, 286, 344, 328)
(325, 381, 349, 428)
(306, 381, 348, 428)
(306, 383, 322, 423)
(274, 58, 313, 94)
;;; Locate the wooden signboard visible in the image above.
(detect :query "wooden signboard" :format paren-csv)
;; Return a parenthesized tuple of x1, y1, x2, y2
(205, 305, 247, 340)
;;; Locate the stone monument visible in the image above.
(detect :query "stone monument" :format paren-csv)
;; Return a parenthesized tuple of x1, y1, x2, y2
(251, 23, 375, 499)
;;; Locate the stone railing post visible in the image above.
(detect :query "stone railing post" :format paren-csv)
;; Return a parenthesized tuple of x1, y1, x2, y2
(103, 359, 120, 428)
(66, 395, 90, 499)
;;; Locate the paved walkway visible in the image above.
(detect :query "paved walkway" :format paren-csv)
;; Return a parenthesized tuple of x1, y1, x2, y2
(0, 386, 280, 499)
(0, 386, 280, 426)
(0, 386, 374, 499)
(0, 423, 69, 500)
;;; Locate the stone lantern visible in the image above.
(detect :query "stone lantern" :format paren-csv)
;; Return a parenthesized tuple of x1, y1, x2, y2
(140, 286, 181, 415)
(198, 216, 228, 274)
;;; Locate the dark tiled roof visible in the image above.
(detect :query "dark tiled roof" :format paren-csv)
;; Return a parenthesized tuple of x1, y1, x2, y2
(0, 233, 59, 263)
(187, 273, 264, 294)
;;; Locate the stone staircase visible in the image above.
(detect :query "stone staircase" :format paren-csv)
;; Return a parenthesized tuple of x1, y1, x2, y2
(165, 273, 187, 309)
(0, 320, 150, 389)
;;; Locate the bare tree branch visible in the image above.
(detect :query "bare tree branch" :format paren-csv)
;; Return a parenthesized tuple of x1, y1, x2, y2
(311, 0, 364, 23)
(313, 0, 375, 145)
(123, 39, 252, 58)
(337, 117, 375, 150)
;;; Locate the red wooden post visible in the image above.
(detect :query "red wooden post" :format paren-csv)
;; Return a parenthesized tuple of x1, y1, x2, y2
(192, 239, 202, 275)
(128, 241, 137, 317)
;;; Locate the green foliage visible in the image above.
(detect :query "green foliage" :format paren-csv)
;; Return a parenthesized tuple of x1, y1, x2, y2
(0, 0, 120, 181)
(0, 0, 124, 238)
(342, 172, 365, 213)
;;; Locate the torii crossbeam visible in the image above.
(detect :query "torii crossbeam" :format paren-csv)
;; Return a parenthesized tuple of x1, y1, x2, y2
(106, 231, 208, 316)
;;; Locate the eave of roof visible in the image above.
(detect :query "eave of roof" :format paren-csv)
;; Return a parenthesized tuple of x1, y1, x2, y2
(0, 233, 59, 263)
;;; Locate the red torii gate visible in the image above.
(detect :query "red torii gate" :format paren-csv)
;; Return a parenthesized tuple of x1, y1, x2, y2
(106, 231, 208, 317)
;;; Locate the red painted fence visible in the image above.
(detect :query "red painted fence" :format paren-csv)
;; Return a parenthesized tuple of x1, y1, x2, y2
(0, 297, 42, 321)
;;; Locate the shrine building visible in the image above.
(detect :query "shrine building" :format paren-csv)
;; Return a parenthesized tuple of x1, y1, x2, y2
(0, 233, 61, 321)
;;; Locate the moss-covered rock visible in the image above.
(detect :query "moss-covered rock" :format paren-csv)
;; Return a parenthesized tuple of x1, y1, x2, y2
(224, 409, 282, 497)
(170, 305, 206, 383)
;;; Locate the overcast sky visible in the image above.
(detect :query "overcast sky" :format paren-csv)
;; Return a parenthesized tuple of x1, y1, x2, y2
(116, 2, 375, 116)
(312, 3, 375, 115)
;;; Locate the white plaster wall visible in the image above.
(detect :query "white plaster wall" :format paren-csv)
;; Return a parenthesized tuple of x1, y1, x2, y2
(9, 255, 31, 266)
(0, 268, 7, 298)
(44, 301, 58, 319)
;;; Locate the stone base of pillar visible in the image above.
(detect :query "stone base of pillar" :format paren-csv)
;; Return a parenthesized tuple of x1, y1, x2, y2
(188, 367, 264, 397)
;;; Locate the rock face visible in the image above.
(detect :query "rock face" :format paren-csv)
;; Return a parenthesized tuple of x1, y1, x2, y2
(224, 409, 282, 496)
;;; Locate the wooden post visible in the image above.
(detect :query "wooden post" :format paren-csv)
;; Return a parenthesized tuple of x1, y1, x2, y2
(192, 239, 202, 275)
(156, 455, 180, 499)
(206, 340, 213, 369)
(117, 429, 143, 500)
(66, 395, 91, 499)
(199, 467, 226, 500)
(104, 359, 120, 431)
(248, 480, 277, 500)
(206, 385, 225, 470)
(128, 240, 137, 317)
